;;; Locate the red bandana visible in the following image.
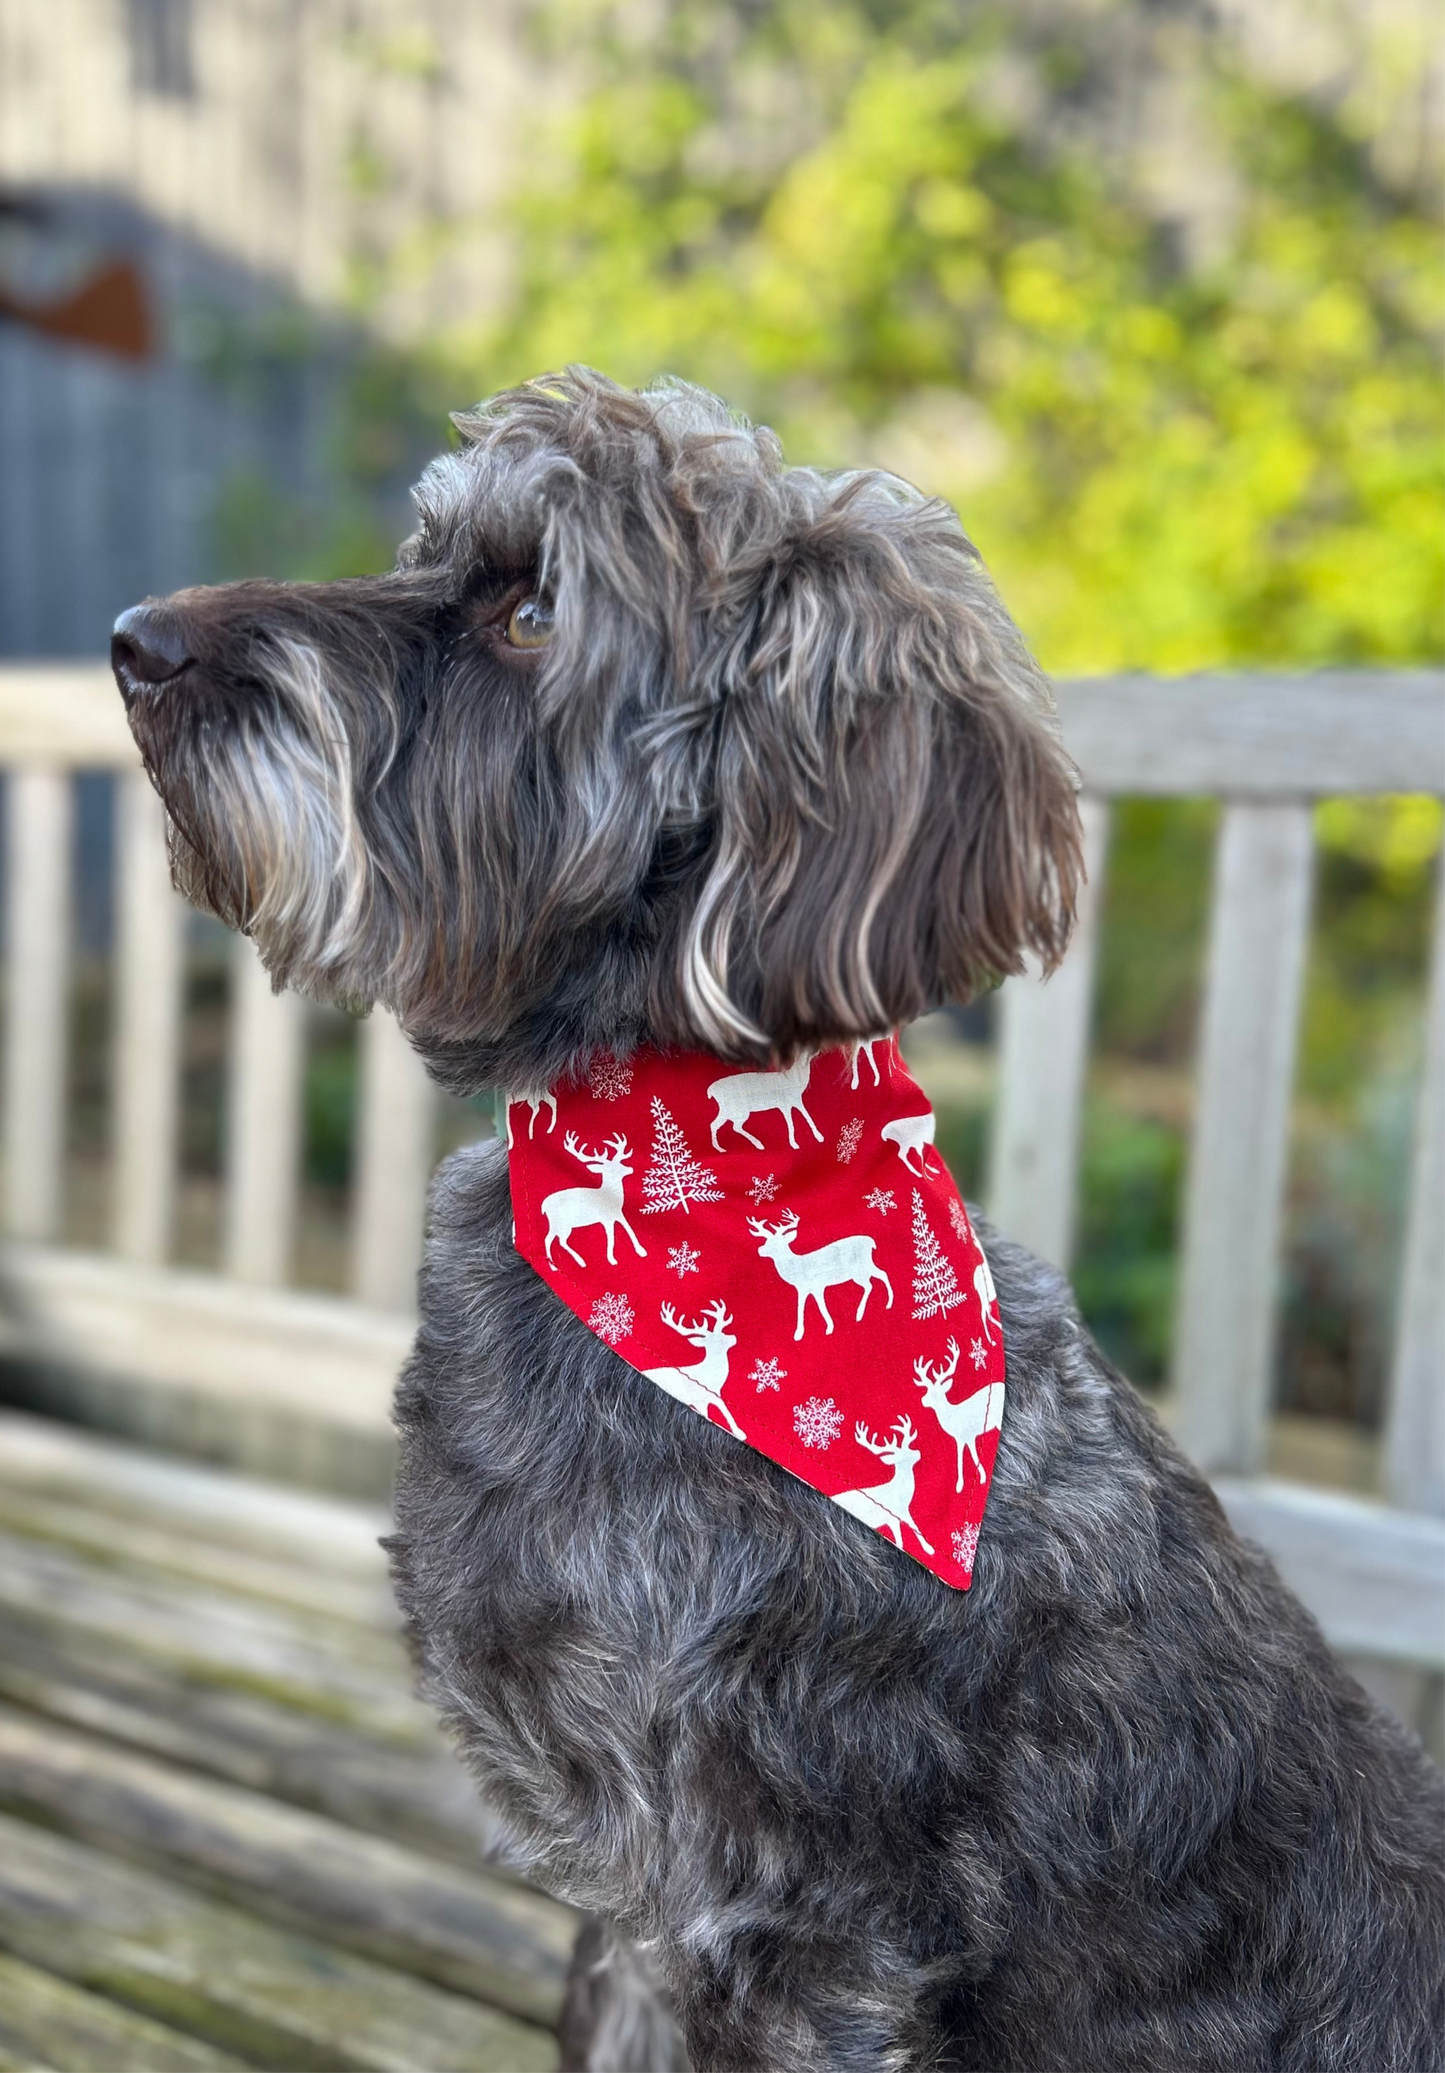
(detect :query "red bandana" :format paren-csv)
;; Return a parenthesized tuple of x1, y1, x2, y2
(506, 1039, 1004, 1589)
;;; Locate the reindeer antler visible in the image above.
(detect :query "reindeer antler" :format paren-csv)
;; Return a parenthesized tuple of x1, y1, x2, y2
(659, 1302, 683, 1333)
(563, 1130, 595, 1162)
(855, 1421, 885, 1454)
(913, 1340, 962, 1390)
(746, 1210, 798, 1241)
(891, 1415, 918, 1447)
(702, 1300, 733, 1331)
(604, 1133, 631, 1159)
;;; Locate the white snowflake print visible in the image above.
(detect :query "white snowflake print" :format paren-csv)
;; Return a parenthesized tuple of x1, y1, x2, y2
(587, 1292, 635, 1345)
(836, 1117, 864, 1164)
(750, 1357, 787, 1393)
(793, 1395, 844, 1450)
(588, 1053, 634, 1101)
(641, 1098, 725, 1215)
(951, 1522, 980, 1575)
(667, 1241, 702, 1278)
(747, 1173, 780, 1204)
(949, 1198, 972, 1242)
(970, 1338, 988, 1370)
(865, 1188, 895, 1215)
(911, 1189, 966, 1321)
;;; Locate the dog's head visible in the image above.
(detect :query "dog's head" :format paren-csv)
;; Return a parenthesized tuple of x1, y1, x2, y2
(113, 369, 1081, 1090)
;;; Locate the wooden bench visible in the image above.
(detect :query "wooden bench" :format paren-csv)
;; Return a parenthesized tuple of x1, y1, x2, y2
(0, 663, 1442, 1714)
(0, 1405, 573, 2070)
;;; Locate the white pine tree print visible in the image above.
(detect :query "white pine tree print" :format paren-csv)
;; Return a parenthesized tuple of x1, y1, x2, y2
(641, 1099, 724, 1215)
(911, 1189, 965, 1321)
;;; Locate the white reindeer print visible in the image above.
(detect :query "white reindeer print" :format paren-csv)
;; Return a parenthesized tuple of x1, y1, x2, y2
(880, 1110, 937, 1175)
(542, 1133, 648, 1268)
(849, 1038, 883, 1090)
(644, 1301, 745, 1440)
(708, 1055, 822, 1151)
(747, 1209, 893, 1341)
(912, 1338, 1006, 1493)
(506, 1090, 557, 1144)
(974, 1250, 999, 1343)
(833, 1416, 935, 1555)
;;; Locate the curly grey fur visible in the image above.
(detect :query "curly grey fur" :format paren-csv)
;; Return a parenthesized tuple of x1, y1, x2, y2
(117, 369, 1443, 2071)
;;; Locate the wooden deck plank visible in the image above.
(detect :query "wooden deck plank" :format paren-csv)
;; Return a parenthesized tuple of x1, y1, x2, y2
(0, 1703, 575, 2029)
(0, 1608, 502, 1870)
(0, 1411, 392, 1569)
(0, 1528, 424, 1740)
(0, 1951, 247, 2073)
(0, 1486, 395, 1627)
(0, 1813, 557, 2073)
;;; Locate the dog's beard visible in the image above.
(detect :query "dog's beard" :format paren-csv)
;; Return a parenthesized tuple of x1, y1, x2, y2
(148, 638, 377, 995)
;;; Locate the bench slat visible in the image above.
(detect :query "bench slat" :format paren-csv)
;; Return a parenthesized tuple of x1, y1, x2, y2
(112, 772, 185, 1263)
(987, 796, 1110, 1268)
(351, 1009, 434, 1311)
(0, 1812, 558, 2073)
(0, 1948, 246, 2072)
(1384, 869, 1445, 1518)
(1172, 802, 1315, 1474)
(1055, 671, 1445, 796)
(0, 1702, 576, 2029)
(2, 769, 71, 1242)
(223, 937, 303, 1287)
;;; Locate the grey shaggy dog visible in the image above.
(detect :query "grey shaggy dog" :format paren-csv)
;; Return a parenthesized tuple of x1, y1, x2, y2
(113, 370, 1443, 2072)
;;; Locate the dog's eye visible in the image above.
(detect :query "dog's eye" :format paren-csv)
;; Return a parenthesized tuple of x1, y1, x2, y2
(505, 596, 554, 649)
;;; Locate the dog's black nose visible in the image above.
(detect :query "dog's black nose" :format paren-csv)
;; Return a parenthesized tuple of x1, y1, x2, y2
(111, 604, 195, 705)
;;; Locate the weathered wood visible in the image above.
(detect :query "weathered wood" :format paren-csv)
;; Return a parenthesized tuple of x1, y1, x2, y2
(0, 1609, 502, 1873)
(987, 796, 1110, 1268)
(0, 1486, 394, 1627)
(0, 1949, 246, 2072)
(1384, 869, 1445, 1519)
(3, 768, 71, 1241)
(223, 939, 303, 1288)
(1054, 671, 1445, 797)
(351, 1009, 434, 1311)
(0, 1704, 576, 2028)
(1214, 1478, 1445, 1670)
(0, 1408, 391, 1569)
(2, 1246, 410, 1435)
(0, 1813, 558, 2072)
(1172, 804, 1315, 1476)
(0, 667, 138, 768)
(111, 771, 185, 1264)
(0, 1526, 427, 1740)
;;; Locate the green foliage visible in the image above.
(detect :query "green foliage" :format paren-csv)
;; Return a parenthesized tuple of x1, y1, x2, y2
(303, 1022, 358, 1191)
(455, 0, 1442, 675)
(1072, 1103, 1186, 1391)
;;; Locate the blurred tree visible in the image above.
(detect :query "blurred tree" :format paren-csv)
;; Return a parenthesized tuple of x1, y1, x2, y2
(453, 0, 1442, 675)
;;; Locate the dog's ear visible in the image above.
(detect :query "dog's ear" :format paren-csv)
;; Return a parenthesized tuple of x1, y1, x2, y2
(663, 476, 1082, 1057)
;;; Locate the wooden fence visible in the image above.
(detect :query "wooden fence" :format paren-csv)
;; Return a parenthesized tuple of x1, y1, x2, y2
(1, 663, 1442, 1725)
